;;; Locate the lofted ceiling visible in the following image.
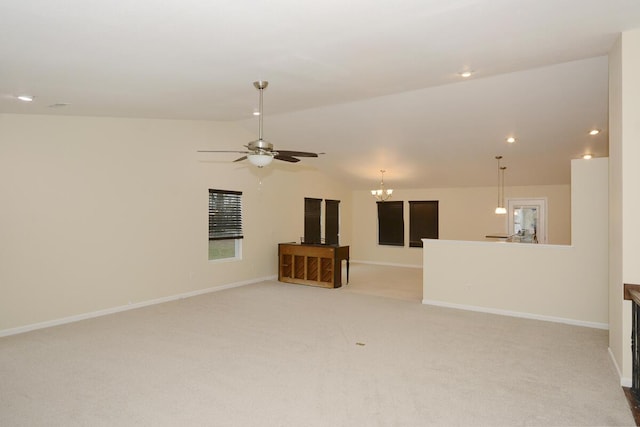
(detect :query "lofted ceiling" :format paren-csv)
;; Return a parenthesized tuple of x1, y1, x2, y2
(2, 0, 640, 189)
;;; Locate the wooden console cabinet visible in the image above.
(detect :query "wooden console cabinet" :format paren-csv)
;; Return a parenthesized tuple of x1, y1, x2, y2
(278, 243, 349, 288)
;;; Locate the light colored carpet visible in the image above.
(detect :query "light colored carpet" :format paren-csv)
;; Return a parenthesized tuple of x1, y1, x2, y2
(340, 262, 423, 302)
(0, 266, 634, 426)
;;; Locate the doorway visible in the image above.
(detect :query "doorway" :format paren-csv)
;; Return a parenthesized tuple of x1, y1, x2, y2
(507, 198, 547, 244)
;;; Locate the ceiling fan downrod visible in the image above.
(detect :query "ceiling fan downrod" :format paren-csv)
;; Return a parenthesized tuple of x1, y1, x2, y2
(254, 81, 268, 142)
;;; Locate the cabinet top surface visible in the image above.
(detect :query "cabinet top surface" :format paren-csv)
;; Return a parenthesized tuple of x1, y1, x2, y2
(279, 242, 348, 248)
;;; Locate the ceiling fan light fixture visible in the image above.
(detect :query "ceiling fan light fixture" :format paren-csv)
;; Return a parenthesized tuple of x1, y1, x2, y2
(247, 153, 274, 168)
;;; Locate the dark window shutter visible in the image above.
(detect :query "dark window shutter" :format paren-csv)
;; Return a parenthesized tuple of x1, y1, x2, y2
(304, 198, 322, 244)
(377, 201, 404, 246)
(209, 189, 243, 241)
(409, 201, 439, 248)
(325, 199, 340, 245)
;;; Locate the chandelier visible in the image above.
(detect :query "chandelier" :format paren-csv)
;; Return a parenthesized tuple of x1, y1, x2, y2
(371, 170, 393, 201)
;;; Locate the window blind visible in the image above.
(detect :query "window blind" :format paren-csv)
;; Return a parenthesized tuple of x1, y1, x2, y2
(304, 197, 322, 244)
(325, 199, 340, 245)
(377, 201, 404, 246)
(409, 200, 439, 247)
(209, 189, 243, 241)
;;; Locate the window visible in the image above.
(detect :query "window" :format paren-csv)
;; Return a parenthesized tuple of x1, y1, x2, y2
(304, 198, 322, 244)
(377, 201, 404, 246)
(325, 199, 340, 245)
(409, 201, 439, 248)
(208, 189, 243, 261)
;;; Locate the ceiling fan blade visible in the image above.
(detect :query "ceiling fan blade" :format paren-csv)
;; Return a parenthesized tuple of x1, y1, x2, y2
(276, 150, 318, 158)
(233, 156, 248, 163)
(274, 155, 301, 163)
(198, 150, 251, 154)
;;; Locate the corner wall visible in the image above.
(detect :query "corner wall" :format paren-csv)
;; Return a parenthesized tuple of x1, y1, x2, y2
(609, 29, 640, 384)
(423, 158, 608, 327)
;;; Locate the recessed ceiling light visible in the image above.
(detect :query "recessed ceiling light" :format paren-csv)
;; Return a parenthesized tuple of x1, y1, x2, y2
(253, 111, 260, 116)
(506, 137, 516, 143)
(583, 154, 593, 160)
(459, 71, 473, 78)
(589, 129, 600, 135)
(16, 95, 34, 102)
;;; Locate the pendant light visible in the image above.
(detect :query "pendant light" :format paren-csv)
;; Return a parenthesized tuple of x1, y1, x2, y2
(371, 170, 393, 201)
(495, 156, 507, 214)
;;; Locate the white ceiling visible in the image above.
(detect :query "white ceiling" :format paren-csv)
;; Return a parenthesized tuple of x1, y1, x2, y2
(2, 0, 640, 189)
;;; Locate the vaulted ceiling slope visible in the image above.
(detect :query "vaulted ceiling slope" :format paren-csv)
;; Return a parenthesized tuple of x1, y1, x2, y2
(2, 0, 640, 188)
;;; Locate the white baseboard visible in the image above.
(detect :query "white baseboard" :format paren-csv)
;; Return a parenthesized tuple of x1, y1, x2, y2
(609, 347, 632, 387)
(422, 298, 609, 330)
(350, 259, 422, 269)
(0, 275, 276, 338)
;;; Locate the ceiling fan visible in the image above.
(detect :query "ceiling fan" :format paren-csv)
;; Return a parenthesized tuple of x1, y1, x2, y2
(198, 81, 321, 167)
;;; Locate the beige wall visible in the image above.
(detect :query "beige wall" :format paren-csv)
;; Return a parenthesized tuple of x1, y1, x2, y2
(608, 33, 626, 382)
(423, 158, 608, 327)
(351, 184, 570, 266)
(0, 114, 351, 333)
(621, 29, 640, 297)
(609, 29, 640, 385)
